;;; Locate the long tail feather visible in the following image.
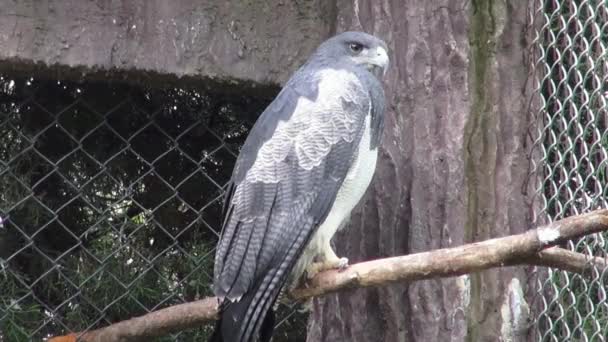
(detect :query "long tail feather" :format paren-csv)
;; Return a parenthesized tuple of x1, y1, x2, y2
(208, 288, 278, 342)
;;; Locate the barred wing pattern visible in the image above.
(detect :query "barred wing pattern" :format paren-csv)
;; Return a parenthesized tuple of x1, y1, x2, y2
(212, 67, 373, 341)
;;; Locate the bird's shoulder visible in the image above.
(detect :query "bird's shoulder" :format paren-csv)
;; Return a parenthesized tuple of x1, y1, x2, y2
(232, 65, 372, 183)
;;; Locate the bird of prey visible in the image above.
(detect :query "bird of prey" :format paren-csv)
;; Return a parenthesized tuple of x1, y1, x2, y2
(210, 31, 389, 342)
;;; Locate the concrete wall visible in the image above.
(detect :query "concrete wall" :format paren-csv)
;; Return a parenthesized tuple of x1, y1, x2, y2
(0, 0, 335, 88)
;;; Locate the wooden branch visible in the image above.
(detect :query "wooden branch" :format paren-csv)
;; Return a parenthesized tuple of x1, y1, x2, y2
(49, 209, 608, 342)
(531, 247, 607, 274)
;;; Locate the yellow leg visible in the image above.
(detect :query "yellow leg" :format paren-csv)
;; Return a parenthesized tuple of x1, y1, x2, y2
(306, 241, 349, 279)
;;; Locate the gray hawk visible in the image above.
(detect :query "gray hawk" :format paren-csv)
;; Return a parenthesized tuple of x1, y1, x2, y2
(210, 31, 389, 342)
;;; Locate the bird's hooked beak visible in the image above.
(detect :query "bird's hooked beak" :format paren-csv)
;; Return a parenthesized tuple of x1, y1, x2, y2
(366, 46, 389, 78)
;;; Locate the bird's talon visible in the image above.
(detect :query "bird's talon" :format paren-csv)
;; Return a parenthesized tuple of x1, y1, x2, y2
(298, 299, 313, 312)
(337, 257, 349, 271)
(306, 264, 321, 280)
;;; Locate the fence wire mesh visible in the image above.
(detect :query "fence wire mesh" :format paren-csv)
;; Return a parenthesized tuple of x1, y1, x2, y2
(0, 75, 307, 341)
(531, 0, 608, 341)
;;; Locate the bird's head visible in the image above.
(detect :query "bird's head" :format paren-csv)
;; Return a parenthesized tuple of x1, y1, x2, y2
(314, 31, 389, 78)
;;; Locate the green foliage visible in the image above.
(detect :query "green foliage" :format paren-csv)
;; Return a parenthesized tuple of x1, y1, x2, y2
(0, 75, 306, 341)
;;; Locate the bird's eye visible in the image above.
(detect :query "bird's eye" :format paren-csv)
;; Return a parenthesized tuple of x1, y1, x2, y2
(349, 43, 363, 53)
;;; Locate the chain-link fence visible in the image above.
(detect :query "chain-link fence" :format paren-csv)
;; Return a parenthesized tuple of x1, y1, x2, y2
(531, 0, 608, 340)
(0, 75, 307, 341)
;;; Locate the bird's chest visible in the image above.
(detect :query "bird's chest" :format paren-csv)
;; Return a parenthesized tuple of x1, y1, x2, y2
(331, 132, 378, 227)
(287, 114, 378, 288)
(310, 114, 378, 250)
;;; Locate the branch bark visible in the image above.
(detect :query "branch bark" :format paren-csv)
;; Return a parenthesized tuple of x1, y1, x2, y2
(48, 209, 608, 342)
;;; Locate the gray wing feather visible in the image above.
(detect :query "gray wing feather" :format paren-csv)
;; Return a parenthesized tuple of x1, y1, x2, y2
(213, 66, 378, 303)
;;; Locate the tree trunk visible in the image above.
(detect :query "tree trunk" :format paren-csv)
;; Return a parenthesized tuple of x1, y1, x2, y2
(307, 1, 535, 341)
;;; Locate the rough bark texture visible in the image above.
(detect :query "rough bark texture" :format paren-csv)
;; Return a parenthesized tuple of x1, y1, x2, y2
(0, 0, 335, 87)
(308, 1, 534, 342)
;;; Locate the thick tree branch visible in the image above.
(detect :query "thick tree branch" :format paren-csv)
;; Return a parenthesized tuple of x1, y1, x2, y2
(49, 209, 608, 342)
